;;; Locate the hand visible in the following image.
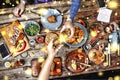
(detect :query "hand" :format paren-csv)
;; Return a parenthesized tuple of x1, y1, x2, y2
(13, 0, 26, 17)
(60, 19, 75, 39)
(47, 39, 63, 57)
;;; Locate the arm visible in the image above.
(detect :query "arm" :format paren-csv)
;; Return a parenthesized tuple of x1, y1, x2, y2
(13, 0, 27, 17)
(60, 0, 81, 39)
(37, 55, 54, 80)
(69, 0, 81, 20)
(38, 40, 63, 80)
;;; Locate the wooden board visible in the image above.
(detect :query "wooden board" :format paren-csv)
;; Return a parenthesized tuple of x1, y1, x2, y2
(0, 21, 30, 57)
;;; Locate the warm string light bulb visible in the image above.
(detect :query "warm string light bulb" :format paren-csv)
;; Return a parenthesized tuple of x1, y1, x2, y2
(107, 0, 118, 9)
(24, 67, 32, 76)
(5, 0, 10, 4)
(114, 12, 118, 16)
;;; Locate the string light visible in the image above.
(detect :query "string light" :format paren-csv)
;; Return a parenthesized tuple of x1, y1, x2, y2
(0, 9, 5, 14)
(82, 5, 85, 8)
(114, 12, 118, 16)
(5, 0, 10, 4)
(53, 1, 57, 4)
(108, 77, 113, 80)
(86, 17, 89, 20)
(114, 76, 120, 80)
(2, 3, 5, 5)
(67, 1, 71, 5)
(83, 0, 86, 2)
(4, 75, 8, 80)
(22, 15, 29, 20)
(24, 67, 32, 76)
(98, 71, 104, 76)
(8, 14, 13, 18)
(92, 0, 96, 3)
(9, 3, 11, 5)
(16, 0, 19, 4)
(12, 4, 15, 7)
(107, 0, 118, 9)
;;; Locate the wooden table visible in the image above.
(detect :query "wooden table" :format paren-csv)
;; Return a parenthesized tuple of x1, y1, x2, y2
(0, 1, 120, 80)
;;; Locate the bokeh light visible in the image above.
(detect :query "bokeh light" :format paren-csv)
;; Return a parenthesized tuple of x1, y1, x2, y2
(8, 14, 13, 18)
(24, 67, 32, 76)
(4, 75, 8, 80)
(0, 9, 5, 14)
(108, 77, 113, 80)
(98, 71, 104, 76)
(107, 0, 118, 9)
(5, 0, 10, 4)
(114, 12, 118, 16)
(114, 75, 120, 80)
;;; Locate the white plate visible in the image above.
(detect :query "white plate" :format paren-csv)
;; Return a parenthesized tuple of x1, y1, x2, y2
(41, 9, 62, 30)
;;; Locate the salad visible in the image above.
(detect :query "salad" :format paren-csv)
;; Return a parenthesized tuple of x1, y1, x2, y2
(25, 24, 40, 36)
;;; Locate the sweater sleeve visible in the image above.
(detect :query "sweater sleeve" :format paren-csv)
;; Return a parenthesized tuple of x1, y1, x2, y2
(70, 0, 81, 20)
(23, 0, 27, 2)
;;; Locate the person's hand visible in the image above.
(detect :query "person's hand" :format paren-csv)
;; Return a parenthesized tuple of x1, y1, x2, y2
(60, 19, 75, 39)
(47, 39, 63, 57)
(13, 0, 26, 17)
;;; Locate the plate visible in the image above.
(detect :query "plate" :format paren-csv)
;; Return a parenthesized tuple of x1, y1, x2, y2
(41, 9, 62, 30)
(65, 49, 88, 73)
(0, 21, 30, 57)
(88, 48, 105, 64)
(65, 22, 88, 47)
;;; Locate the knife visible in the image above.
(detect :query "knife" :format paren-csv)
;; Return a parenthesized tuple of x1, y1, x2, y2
(117, 29, 120, 56)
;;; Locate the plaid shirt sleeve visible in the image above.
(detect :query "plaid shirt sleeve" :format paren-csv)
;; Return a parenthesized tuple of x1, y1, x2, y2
(70, 0, 81, 20)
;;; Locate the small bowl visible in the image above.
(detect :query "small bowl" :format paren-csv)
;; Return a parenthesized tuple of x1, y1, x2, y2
(35, 36, 45, 43)
(24, 21, 40, 38)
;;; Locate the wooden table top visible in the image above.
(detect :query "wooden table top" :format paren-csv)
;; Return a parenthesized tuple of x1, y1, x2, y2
(0, 1, 120, 80)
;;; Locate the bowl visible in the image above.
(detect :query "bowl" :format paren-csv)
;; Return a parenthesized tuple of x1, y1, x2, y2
(24, 21, 40, 38)
(35, 35, 45, 43)
(65, 22, 88, 47)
